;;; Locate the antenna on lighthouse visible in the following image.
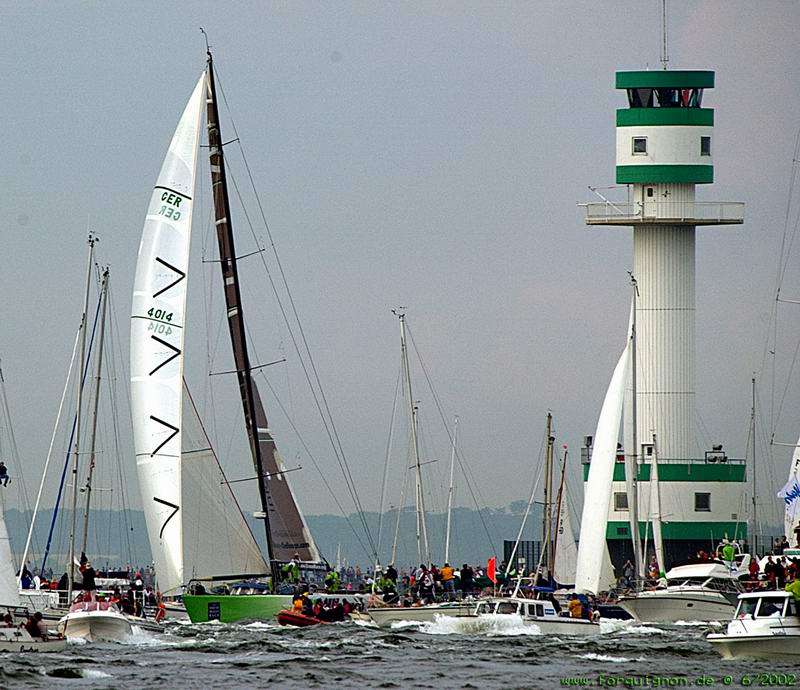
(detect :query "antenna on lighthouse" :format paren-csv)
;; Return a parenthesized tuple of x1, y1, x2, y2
(660, 0, 669, 70)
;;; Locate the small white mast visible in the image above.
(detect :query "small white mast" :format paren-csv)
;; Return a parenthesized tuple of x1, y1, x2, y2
(444, 416, 459, 565)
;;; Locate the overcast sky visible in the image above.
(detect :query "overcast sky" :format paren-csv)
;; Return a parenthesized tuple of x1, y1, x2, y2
(1, 1, 798, 538)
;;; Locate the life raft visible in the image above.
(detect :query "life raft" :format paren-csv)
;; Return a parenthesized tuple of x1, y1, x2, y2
(276, 610, 325, 627)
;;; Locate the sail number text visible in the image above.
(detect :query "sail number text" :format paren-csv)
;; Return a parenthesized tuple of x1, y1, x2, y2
(148, 308, 173, 322)
(158, 191, 184, 221)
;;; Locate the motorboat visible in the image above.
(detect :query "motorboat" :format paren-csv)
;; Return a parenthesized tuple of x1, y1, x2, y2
(618, 562, 743, 622)
(472, 597, 600, 636)
(57, 601, 133, 642)
(277, 610, 325, 627)
(708, 591, 800, 660)
(366, 600, 475, 628)
(0, 626, 66, 653)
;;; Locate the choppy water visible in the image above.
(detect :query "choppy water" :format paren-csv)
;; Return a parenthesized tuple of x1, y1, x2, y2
(3, 616, 797, 689)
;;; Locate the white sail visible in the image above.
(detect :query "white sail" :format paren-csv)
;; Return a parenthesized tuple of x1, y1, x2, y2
(575, 338, 630, 594)
(650, 445, 665, 574)
(130, 74, 205, 595)
(778, 437, 800, 547)
(181, 384, 268, 580)
(553, 482, 578, 586)
(0, 493, 21, 606)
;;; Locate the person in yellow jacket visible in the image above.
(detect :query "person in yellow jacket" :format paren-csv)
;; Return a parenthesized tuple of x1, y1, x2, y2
(441, 563, 456, 600)
(568, 594, 583, 618)
(784, 576, 800, 606)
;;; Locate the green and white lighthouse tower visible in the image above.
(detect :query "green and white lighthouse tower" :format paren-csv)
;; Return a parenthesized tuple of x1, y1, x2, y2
(583, 69, 746, 567)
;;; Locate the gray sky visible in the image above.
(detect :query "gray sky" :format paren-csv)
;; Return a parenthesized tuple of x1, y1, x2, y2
(1, 1, 798, 535)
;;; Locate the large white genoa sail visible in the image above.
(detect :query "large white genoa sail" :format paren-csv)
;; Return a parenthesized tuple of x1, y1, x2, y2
(575, 338, 630, 594)
(181, 383, 267, 579)
(778, 437, 800, 546)
(130, 74, 205, 595)
(0, 493, 21, 607)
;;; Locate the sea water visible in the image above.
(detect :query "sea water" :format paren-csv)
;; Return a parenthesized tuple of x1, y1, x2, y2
(1, 617, 795, 689)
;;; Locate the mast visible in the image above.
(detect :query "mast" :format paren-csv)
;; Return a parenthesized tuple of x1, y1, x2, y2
(551, 446, 568, 578)
(444, 416, 459, 564)
(543, 413, 554, 576)
(80, 267, 110, 557)
(67, 233, 97, 602)
(396, 310, 430, 565)
(751, 376, 757, 553)
(628, 277, 644, 582)
(205, 52, 277, 582)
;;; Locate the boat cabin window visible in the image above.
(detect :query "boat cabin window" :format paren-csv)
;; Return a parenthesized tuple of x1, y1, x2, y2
(735, 598, 758, 618)
(476, 602, 491, 615)
(496, 602, 518, 615)
(756, 597, 787, 618)
(526, 603, 545, 617)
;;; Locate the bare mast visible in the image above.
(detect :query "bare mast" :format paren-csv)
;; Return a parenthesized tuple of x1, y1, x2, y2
(205, 51, 277, 581)
(67, 234, 97, 602)
(80, 266, 110, 557)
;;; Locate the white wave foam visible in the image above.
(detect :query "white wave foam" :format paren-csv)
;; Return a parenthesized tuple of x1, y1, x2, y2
(577, 652, 644, 663)
(419, 614, 542, 637)
(599, 619, 666, 635)
(82, 669, 113, 678)
(674, 620, 721, 626)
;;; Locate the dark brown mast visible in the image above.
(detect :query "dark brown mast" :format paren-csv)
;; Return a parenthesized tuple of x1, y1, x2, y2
(205, 52, 316, 577)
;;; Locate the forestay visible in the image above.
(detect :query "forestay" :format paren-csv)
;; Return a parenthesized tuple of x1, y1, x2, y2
(130, 74, 205, 595)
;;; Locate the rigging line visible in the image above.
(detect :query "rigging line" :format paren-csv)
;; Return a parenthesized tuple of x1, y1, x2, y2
(105, 286, 135, 564)
(776, 129, 800, 289)
(256, 369, 373, 561)
(213, 68, 375, 556)
(223, 160, 376, 559)
(772, 331, 800, 434)
(403, 322, 498, 556)
(376, 360, 403, 560)
(39, 287, 104, 576)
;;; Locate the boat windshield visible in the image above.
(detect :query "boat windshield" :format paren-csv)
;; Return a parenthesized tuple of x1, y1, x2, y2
(735, 598, 758, 618)
(756, 597, 787, 618)
(496, 602, 519, 615)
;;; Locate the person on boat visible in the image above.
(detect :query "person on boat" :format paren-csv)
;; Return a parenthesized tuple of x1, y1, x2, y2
(441, 563, 456, 600)
(24, 615, 41, 639)
(647, 556, 658, 581)
(292, 594, 304, 614)
(721, 541, 735, 565)
(301, 593, 314, 616)
(567, 594, 583, 618)
(2, 613, 13, 627)
(82, 561, 97, 602)
(19, 566, 33, 590)
(324, 569, 340, 593)
(459, 564, 474, 596)
(0, 461, 10, 487)
(385, 564, 398, 584)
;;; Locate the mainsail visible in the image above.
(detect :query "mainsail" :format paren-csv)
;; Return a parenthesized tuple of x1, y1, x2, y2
(552, 481, 578, 587)
(575, 337, 629, 594)
(778, 437, 800, 547)
(204, 54, 319, 565)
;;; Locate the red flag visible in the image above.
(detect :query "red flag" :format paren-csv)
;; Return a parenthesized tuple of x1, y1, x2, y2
(487, 557, 497, 584)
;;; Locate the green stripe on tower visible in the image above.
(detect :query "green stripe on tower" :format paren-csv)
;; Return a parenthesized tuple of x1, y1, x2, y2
(616, 108, 714, 127)
(616, 71, 715, 89)
(606, 521, 746, 541)
(582, 463, 746, 482)
(616, 164, 713, 184)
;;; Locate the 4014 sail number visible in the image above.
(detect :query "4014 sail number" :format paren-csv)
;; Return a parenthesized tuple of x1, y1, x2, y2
(148, 308, 173, 322)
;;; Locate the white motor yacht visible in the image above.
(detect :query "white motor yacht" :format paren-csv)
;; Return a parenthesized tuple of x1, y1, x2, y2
(57, 601, 133, 642)
(618, 562, 743, 622)
(708, 591, 800, 660)
(366, 601, 474, 628)
(472, 597, 600, 636)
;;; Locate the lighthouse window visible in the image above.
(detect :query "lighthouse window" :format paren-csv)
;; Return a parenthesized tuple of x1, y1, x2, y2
(694, 492, 711, 512)
(614, 492, 629, 511)
(632, 137, 648, 155)
(701, 136, 711, 156)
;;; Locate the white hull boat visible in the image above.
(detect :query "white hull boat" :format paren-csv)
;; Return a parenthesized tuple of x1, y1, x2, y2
(472, 597, 600, 636)
(367, 602, 474, 628)
(618, 562, 742, 623)
(57, 603, 133, 642)
(0, 627, 66, 653)
(708, 591, 800, 660)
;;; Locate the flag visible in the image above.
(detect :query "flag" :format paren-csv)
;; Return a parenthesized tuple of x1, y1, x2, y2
(487, 557, 497, 584)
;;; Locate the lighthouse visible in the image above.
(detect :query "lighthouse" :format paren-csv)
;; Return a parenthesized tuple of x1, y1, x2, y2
(582, 70, 746, 567)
